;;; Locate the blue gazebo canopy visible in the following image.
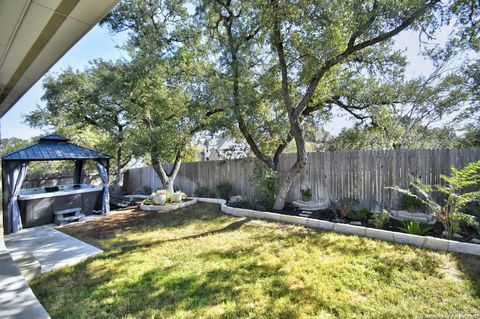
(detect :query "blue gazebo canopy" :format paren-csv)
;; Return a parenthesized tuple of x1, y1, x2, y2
(2, 134, 111, 161)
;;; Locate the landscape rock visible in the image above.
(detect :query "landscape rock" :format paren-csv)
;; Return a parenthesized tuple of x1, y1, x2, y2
(292, 200, 328, 211)
(229, 195, 244, 204)
(442, 231, 463, 239)
(299, 211, 313, 218)
(470, 238, 480, 244)
(390, 210, 436, 224)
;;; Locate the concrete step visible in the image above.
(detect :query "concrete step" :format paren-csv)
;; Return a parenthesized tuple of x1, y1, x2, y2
(299, 211, 313, 218)
(58, 214, 85, 222)
(56, 213, 85, 226)
(10, 252, 42, 281)
(54, 207, 82, 215)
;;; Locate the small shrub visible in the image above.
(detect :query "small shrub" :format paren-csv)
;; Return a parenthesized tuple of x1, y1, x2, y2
(400, 193, 425, 212)
(142, 198, 155, 205)
(369, 210, 390, 228)
(216, 182, 234, 200)
(193, 183, 215, 198)
(250, 165, 279, 208)
(346, 208, 371, 221)
(330, 198, 358, 219)
(143, 186, 152, 195)
(300, 187, 312, 201)
(461, 200, 480, 217)
(399, 220, 431, 235)
(228, 196, 256, 209)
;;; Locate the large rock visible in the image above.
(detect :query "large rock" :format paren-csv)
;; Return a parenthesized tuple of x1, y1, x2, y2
(442, 231, 463, 239)
(229, 195, 244, 204)
(390, 210, 436, 225)
(292, 200, 329, 211)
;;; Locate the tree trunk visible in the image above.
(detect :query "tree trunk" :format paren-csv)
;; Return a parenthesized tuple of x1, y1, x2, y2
(273, 119, 307, 210)
(271, 9, 308, 211)
(163, 180, 175, 194)
(109, 145, 124, 195)
(151, 151, 182, 194)
(109, 164, 130, 195)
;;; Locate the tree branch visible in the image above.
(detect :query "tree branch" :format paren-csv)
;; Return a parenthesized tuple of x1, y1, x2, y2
(292, 0, 440, 119)
(272, 0, 293, 111)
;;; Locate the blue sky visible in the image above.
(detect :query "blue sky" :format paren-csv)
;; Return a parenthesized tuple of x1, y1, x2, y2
(1, 25, 128, 139)
(1, 24, 440, 140)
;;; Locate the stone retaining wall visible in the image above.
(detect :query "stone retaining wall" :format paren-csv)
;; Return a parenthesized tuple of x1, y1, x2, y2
(192, 198, 480, 256)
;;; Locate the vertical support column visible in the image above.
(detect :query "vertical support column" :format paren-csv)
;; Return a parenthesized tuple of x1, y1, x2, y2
(73, 160, 85, 184)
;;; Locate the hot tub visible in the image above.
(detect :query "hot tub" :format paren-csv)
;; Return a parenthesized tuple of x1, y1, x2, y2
(18, 184, 103, 227)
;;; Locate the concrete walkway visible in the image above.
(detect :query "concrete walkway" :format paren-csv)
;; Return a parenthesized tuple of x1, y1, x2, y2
(0, 224, 102, 319)
(5, 224, 102, 275)
(0, 241, 50, 319)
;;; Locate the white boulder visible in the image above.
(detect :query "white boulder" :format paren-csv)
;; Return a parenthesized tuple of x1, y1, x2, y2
(229, 195, 244, 204)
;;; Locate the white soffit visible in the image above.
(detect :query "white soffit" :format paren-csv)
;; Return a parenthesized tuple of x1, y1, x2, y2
(0, 0, 119, 117)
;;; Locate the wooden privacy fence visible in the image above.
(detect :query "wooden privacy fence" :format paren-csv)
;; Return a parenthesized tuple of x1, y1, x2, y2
(124, 148, 480, 209)
(22, 171, 101, 188)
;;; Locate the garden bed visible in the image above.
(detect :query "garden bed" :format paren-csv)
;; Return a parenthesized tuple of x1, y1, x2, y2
(227, 201, 480, 245)
(218, 201, 480, 256)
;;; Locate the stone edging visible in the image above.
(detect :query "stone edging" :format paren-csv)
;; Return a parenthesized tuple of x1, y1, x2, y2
(191, 197, 480, 256)
(140, 199, 198, 211)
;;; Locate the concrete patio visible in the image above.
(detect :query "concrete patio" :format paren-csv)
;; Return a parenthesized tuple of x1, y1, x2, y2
(4, 224, 102, 277)
(0, 223, 103, 319)
(0, 241, 50, 319)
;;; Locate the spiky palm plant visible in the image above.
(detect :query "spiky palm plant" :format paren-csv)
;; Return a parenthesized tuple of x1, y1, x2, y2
(387, 160, 480, 239)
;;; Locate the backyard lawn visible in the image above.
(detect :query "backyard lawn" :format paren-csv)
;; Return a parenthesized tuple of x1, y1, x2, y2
(31, 203, 480, 319)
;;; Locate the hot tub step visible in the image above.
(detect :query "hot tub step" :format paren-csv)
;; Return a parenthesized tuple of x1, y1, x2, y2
(54, 207, 85, 226)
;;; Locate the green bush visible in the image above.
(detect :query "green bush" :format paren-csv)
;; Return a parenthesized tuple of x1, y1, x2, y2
(346, 208, 371, 221)
(143, 186, 153, 195)
(369, 210, 390, 228)
(216, 182, 234, 200)
(193, 183, 215, 198)
(389, 160, 480, 239)
(234, 197, 257, 210)
(330, 197, 358, 219)
(250, 165, 279, 208)
(399, 220, 431, 235)
(300, 187, 312, 201)
(400, 193, 425, 212)
(461, 200, 480, 217)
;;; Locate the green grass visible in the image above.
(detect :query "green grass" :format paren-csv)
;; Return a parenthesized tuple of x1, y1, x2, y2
(31, 203, 480, 319)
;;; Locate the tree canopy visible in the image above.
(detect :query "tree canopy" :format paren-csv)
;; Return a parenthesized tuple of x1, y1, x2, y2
(24, 0, 479, 207)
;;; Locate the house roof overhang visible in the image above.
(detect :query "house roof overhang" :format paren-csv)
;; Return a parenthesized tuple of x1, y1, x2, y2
(0, 0, 119, 118)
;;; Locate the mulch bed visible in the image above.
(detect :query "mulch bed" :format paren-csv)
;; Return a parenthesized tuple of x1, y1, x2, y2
(230, 201, 480, 243)
(58, 202, 218, 242)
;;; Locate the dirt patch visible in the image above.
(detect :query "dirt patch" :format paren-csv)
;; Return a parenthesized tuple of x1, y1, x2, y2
(58, 202, 221, 243)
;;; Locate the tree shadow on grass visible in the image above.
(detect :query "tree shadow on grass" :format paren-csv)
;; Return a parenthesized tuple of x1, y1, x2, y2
(87, 246, 322, 318)
(32, 211, 480, 318)
(59, 202, 225, 244)
(453, 253, 480, 297)
(94, 218, 251, 261)
(292, 230, 443, 281)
